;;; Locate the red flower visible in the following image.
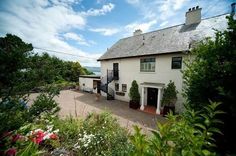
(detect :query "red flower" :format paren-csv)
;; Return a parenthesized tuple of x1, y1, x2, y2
(49, 133, 58, 140)
(11, 134, 21, 143)
(31, 130, 45, 144)
(5, 148, 16, 156)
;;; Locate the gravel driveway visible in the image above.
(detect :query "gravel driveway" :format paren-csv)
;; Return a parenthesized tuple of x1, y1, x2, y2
(29, 90, 166, 133)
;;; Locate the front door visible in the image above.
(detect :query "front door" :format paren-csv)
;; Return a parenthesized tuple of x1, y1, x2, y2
(96, 81, 101, 94)
(147, 88, 158, 107)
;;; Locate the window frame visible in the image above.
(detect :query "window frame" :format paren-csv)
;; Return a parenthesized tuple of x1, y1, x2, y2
(122, 84, 127, 92)
(171, 57, 182, 69)
(115, 83, 119, 91)
(140, 57, 156, 72)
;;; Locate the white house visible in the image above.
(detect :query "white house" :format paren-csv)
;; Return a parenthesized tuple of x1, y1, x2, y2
(97, 6, 229, 114)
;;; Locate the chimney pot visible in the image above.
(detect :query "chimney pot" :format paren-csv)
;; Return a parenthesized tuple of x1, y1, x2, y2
(192, 7, 195, 10)
(133, 29, 142, 36)
(189, 8, 191, 11)
(196, 6, 199, 9)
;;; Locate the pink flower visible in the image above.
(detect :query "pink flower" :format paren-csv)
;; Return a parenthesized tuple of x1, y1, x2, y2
(5, 148, 16, 156)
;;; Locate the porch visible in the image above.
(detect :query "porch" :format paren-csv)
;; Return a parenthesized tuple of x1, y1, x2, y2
(140, 82, 165, 115)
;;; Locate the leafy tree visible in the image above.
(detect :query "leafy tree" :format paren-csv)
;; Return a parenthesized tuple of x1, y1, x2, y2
(129, 80, 140, 102)
(29, 53, 64, 85)
(0, 34, 33, 97)
(183, 16, 236, 154)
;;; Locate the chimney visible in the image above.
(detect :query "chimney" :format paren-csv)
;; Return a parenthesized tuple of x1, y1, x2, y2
(231, 3, 236, 16)
(133, 29, 142, 36)
(185, 6, 202, 25)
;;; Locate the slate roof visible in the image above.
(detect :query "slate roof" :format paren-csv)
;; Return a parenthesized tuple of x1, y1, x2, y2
(98, 14, 228, 61)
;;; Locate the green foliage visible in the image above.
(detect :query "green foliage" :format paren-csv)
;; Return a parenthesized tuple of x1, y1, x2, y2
(129, 101, 223, 156)
(129, 126, 149, 156)
(0, 34, 34, 97)
(29, 86, 60, 118)
(73, 112, 131, 156)
(129, 80, 140, 102)
(53, 117, 81, 149)
(29, 53, 93, 84)
(183, 16, 236, 153)
(17, 142, 43, 156)
(161, 81, 178, 107)
(29, 53, 64, 85)
(0, 98, 29, 134)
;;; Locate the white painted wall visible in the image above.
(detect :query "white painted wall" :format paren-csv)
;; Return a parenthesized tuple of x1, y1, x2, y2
(100, 53, 187, 113)
(79, 77, 100, 93)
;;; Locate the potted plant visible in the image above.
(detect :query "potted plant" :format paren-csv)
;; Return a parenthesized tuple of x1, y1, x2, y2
(129, 80, 140, 109)
(161, 81, 178, 116)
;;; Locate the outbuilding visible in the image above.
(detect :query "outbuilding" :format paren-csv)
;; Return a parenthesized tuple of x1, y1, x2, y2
(79, 75, 101, 93)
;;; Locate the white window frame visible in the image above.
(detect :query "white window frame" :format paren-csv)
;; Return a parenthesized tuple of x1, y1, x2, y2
(140, 57, 155, 72)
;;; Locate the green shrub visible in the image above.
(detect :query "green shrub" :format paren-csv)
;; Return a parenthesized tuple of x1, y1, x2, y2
(0, 98, 29, 134)
(129, 101, 224, 156)
(161, 81, 178, 107)
(129, 80, 140, 102)
(53, 117, 81, 149)
(73, 112, 131, 156)
(29, 86, 60, 118)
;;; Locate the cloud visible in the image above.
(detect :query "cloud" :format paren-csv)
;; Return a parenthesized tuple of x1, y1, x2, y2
(0, 0, 113, 66)
(126, 0, 140, 5)
(124, 20, 157, 35)
(82, 3, 115, 16)
(63, 32, 95, 46)
(159, 21, 169, 27)
(89, 28, 119, 36)
(126, 0, 188, 21)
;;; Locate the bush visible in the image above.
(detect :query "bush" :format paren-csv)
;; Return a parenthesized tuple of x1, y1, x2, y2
(0, 98, 29, 134)
(161, 81, 178, 107)
(129, 101, 224, 155)
(129, 80, 140, 102)
(72, 112, 131, 156)
(53, 117, 81, 150)
(29, 86, 60, 118)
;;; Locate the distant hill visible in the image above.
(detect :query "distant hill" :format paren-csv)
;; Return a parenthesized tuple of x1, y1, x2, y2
(84, 66, 101, 75)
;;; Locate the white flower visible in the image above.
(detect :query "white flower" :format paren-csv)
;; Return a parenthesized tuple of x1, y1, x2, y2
(34, 129, 43, 132)
(53, 129, 59, 133)
(43, 133, 51, 140)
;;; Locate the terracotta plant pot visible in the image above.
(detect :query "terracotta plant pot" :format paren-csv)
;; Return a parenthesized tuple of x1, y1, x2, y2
(129, 100, 140, 109)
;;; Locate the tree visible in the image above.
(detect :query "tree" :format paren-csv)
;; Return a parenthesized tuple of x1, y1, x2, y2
(183, 16, 236, 154)
(0, 34, 33, 97)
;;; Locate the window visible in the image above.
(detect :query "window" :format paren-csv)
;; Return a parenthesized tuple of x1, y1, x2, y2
(122, 84, 127, 92)
(115, 83, 119, 91)
(140, 58, 155, 72)
(172, 57, 182, 69)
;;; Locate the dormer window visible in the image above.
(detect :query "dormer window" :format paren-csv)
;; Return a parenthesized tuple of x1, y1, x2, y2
(140, 58, 155, 72)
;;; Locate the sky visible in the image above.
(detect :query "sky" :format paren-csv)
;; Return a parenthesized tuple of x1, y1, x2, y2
(0, 0, 234, 67)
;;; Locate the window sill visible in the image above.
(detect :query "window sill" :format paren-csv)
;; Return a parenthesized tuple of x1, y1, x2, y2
(139, 71, 156, 74)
